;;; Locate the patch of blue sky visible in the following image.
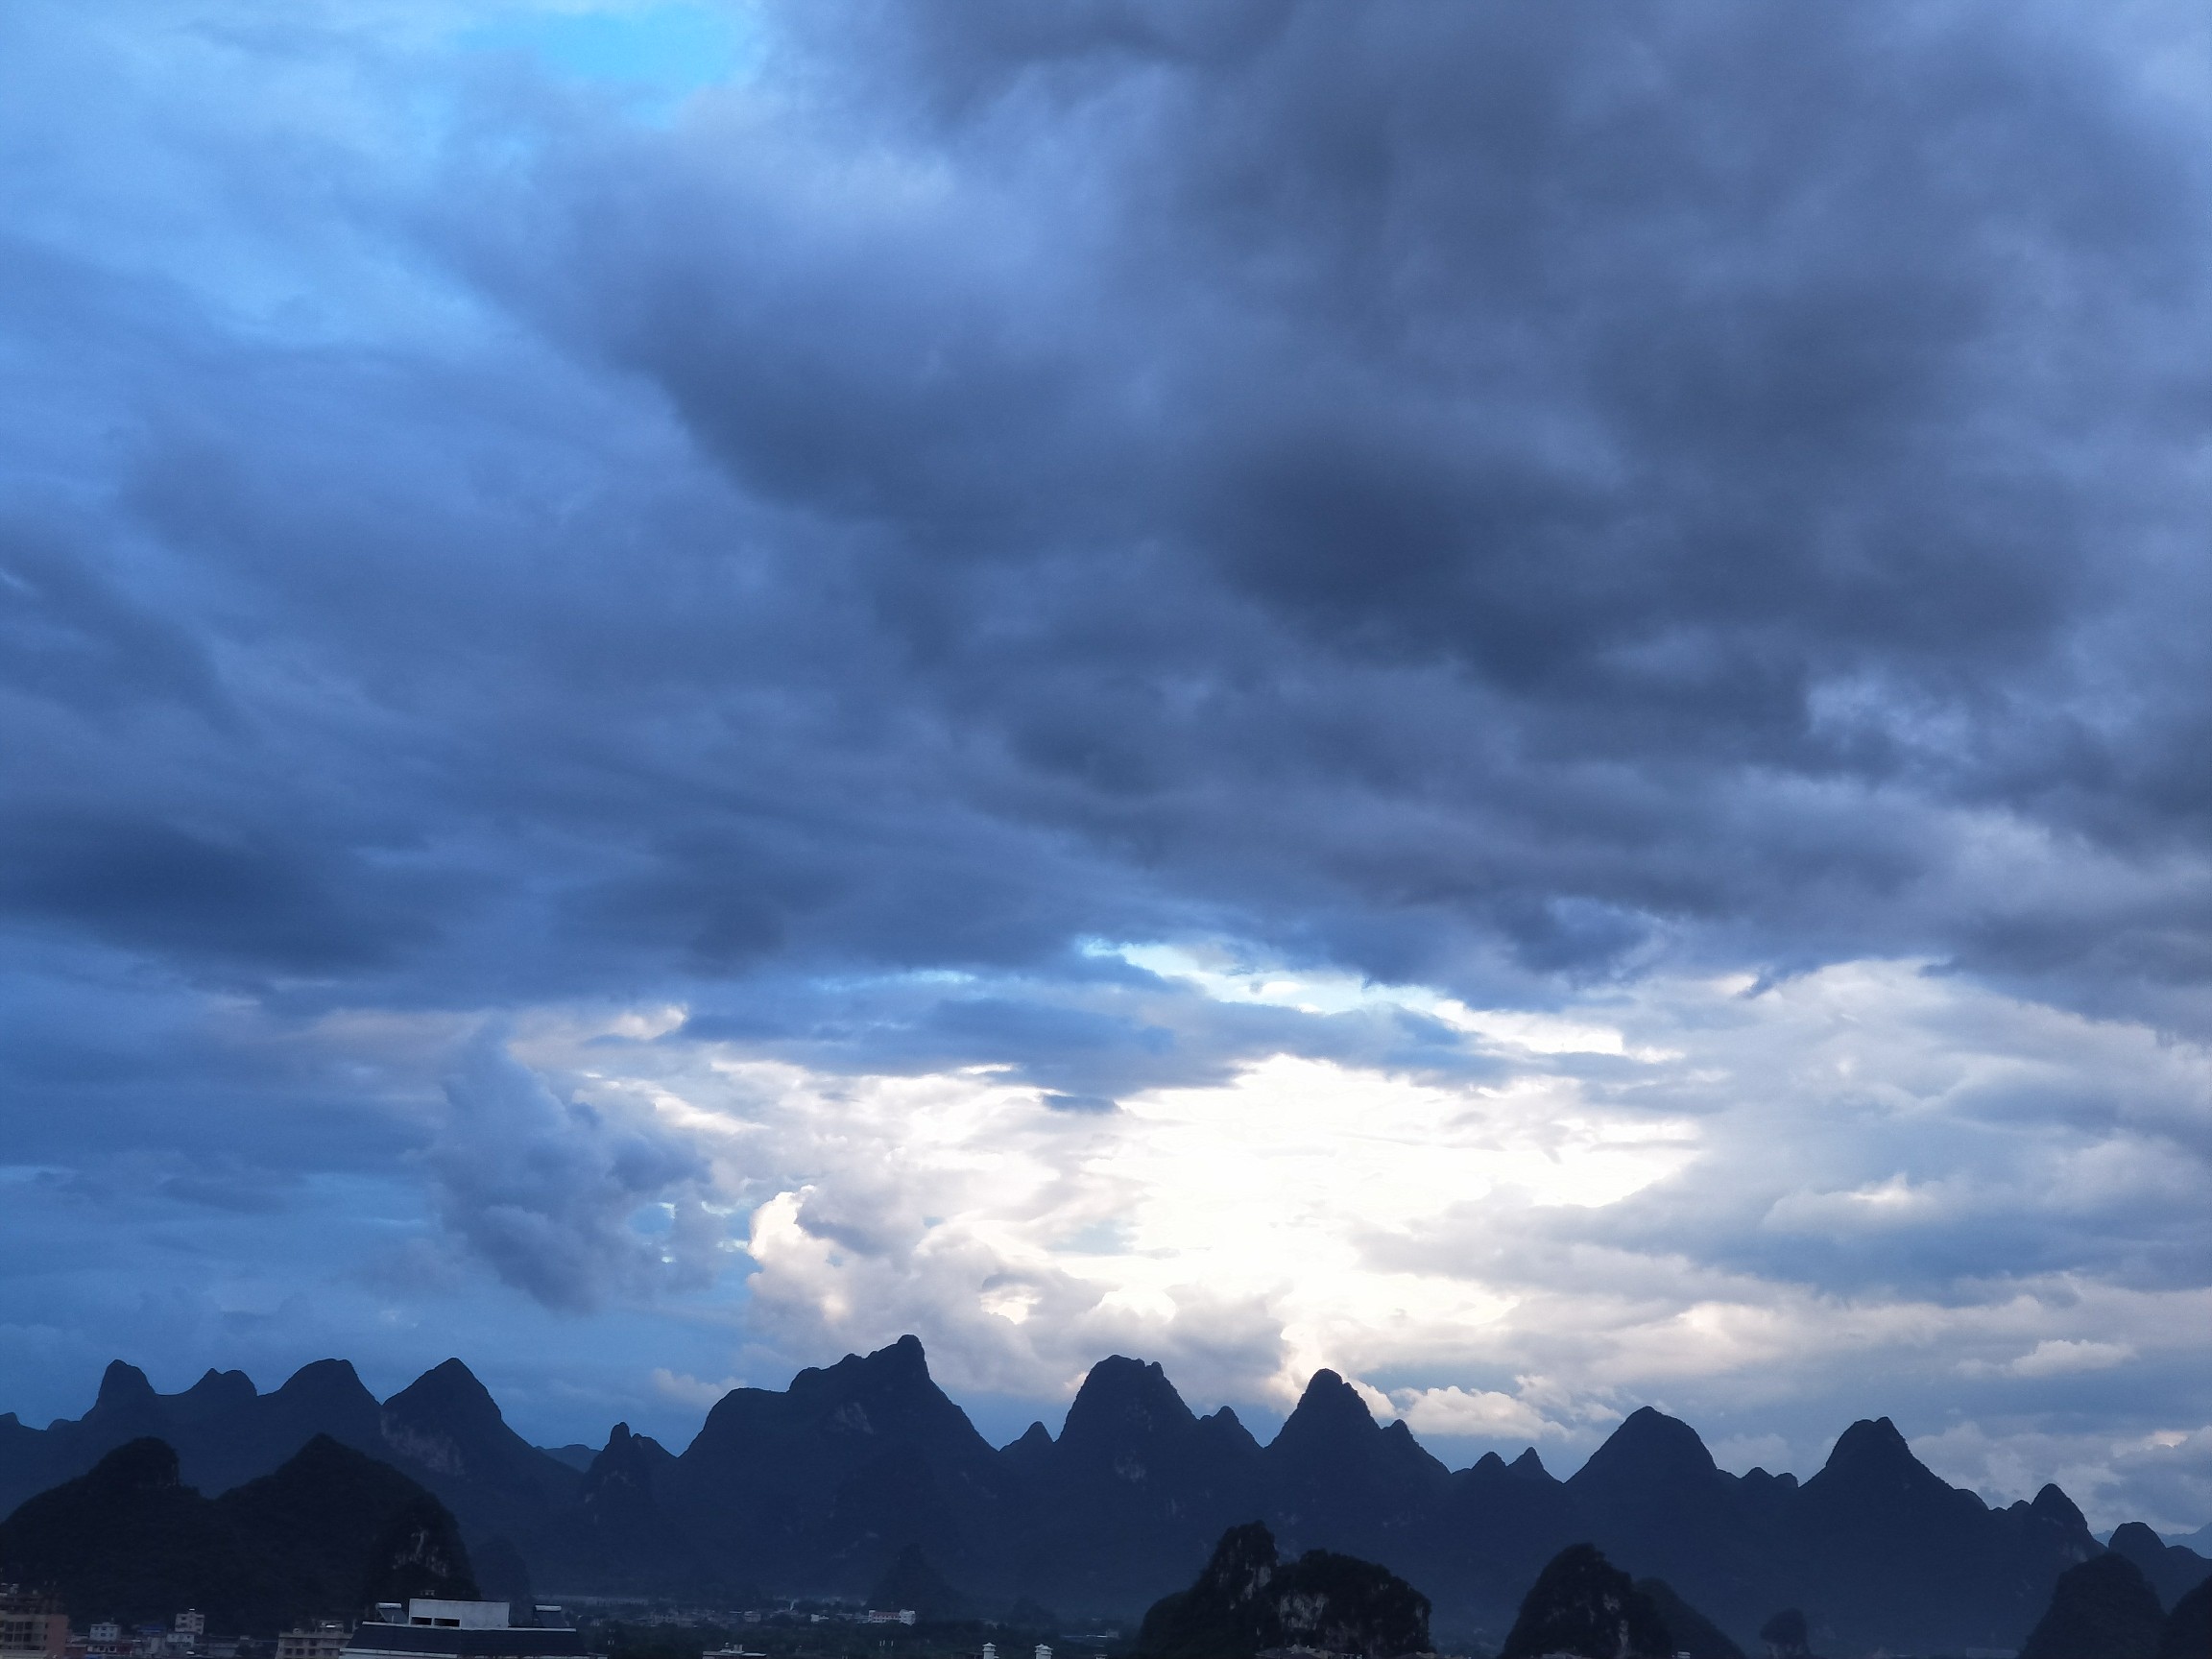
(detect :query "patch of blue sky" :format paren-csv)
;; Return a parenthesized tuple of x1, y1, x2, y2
(459, 3, 757, 118)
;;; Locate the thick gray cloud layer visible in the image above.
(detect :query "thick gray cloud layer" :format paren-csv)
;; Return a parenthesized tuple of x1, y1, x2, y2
(0, 0, 2204, 1527)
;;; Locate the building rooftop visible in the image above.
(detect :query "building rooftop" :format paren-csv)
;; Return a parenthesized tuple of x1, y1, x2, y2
(343, 1628, 589, 1659)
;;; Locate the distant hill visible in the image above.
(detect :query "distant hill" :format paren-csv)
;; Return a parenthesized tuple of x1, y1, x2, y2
(0, 1358, 576, 1570)
(0, 1434, 473, 1632)
(1137, 1521, 1429, 1659)
(2160, 1577, 2211, 1659)
(2019, 1552, 2164, 1659)
(1635, 1576, 1745, 1659)
(2108, 1522, 2212, 1610)
(1499, 1544, 1675, 1659)
(5, 1337, 2193, 1658)
(868, 1543, 974, 1623)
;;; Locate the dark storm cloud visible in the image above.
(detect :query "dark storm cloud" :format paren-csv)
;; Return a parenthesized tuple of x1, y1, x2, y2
(425, 1032, 717, 1310)
(422, 0, 2208, 1022)
(0, 0, 2204, 1514)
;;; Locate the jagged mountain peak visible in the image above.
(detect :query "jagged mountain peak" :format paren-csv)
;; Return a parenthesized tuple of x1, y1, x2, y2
(790, 1333, 930, 1398)
(1277, 1368, 1377, 1444)
(1063, 1355, 1198, 1450)
(385, 1358, 503, 1426)
(1806, 1414, 1963, 1505)
(95, 1359, 156, 1409)
(1003, 1419, 1055, 1470)
(1508, 1447, 1553, 1481)
(1823, 1414, 1913, 1470)
(1571, 1405, 1719, 1491)
(273, 1358, 373, 1402)
(2031, 1482, 2088, 1531)
(684, 1333, 992, 1483)
(1200, 1407, 1262, 1456)
(584, 1420, 672, 1495)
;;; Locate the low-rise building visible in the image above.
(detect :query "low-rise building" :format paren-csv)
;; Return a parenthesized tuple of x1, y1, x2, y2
(344, 1602, 589, 1659)
(276, 1622, 351, 1659)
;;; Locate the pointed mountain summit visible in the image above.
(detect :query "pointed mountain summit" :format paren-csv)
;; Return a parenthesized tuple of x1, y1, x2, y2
(1782, 1416, 2079, 1654)
(581, 1422, 679, 1517)
(1265, 1371, 1447, 1559)
(381, 1358, 509, 1469)
(683, 1334, 996, 1492)
(1274, 1370, 1377, 1450)
(373, 1358, 581, 1554)
(1013, 1355, 1264, 1615)
(1059, 1356, 1200, 1468)
(665, 1335, 1018, 1599)
(95, 1361, 159, 1411)
(1001, 1420, 1055, 1473)
(1566, 1407, 1758, 1625)
(537, 1422, 695, 1594)
(2030, 1482, 2087, 1531)
(1570, 1407, 1720, 1494)
(1199, 1406, 1262, 1458)
(1806, 1416, 1959, 1503)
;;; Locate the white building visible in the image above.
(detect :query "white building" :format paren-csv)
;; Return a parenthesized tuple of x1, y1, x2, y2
(343, 1602, 591, 1659)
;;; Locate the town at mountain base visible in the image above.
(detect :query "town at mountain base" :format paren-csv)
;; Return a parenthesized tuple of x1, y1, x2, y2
(3, 1336, 2207, 1657)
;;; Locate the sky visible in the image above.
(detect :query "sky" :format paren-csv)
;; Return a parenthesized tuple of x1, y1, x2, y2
(0, 0, 2206, 1534)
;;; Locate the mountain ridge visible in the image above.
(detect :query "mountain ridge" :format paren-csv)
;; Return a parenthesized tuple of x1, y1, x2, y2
(0, 1433, 474, 1632)
(2, 1338, 2200, 1658)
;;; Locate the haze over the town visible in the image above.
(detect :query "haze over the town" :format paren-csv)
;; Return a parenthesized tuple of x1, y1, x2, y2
(0, 0, 2204, 1538)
